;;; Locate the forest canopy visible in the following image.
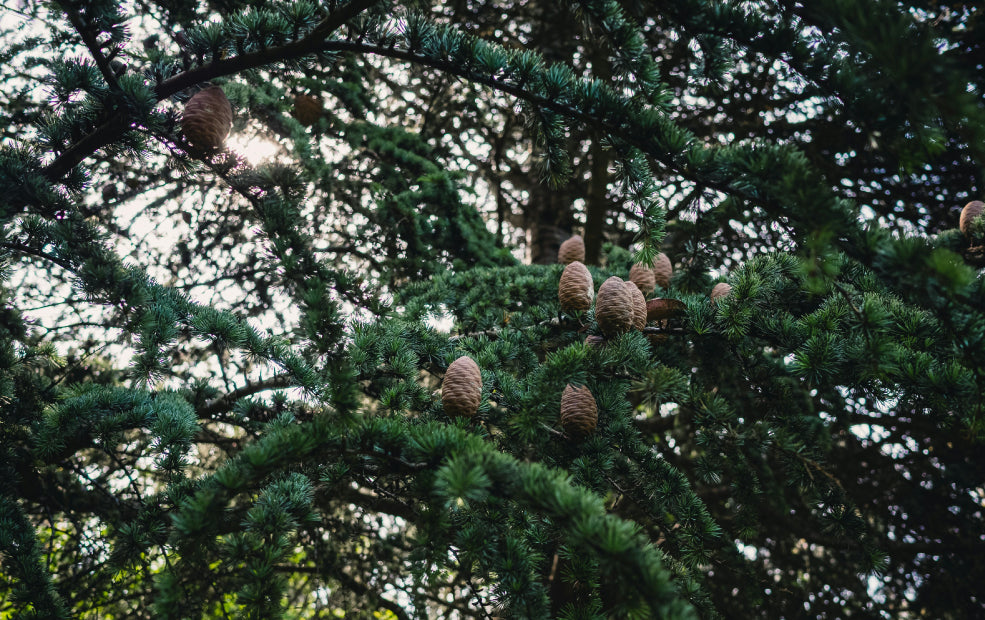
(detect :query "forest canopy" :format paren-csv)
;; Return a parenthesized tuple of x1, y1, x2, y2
(1, 1, 984, 618)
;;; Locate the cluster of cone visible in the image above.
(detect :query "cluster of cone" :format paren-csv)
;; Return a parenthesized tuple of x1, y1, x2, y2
(438, 351, 601, 442)
(554, 234, 733, 439)
(438, 234, 734, 441)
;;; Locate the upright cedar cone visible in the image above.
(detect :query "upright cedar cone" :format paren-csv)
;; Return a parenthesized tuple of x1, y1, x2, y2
(960, 200, 985, 237)
(653, 253, 673, 289)
(442, 356, 482, 418)
(560, 384, 598, 439)
(628, 263, 656, 295)
(624, 281, 646, 330)
(559, 261, 594, 313)
(595, 276, 634, 338)
(711, 282, 732, 303)
(293, 94, 323, 126)
(181, 86, 233, 154)
(558, 235, 586, 264)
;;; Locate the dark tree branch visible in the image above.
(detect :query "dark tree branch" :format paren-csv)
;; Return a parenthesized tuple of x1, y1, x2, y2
(60, 2, 121, 91)
(199, 373, 294, 418)
(41, 0, 382, 182)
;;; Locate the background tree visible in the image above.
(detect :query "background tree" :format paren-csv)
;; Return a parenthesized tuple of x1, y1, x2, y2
(1, 0, 984, 618)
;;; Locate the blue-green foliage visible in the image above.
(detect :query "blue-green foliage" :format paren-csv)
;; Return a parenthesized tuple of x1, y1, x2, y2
(1, 0, 984, 618)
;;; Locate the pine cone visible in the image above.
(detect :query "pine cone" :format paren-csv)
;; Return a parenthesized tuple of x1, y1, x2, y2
(595, 276, 634, 338)
(560, 384, 598, 439)
(624, 281, 646, 330)
(628, 263, 656, 295)
(711, 282, 732, 303)
(558, 235, 586, 264)
(442, 356, 482, 418)
(293, 94, 323, 126)
(559, 261, 594, 313)
(653, 253, 673, 289)
(960, 200, 985, 236)
(181, 86, 232, 154)
(646, 298, 686, 323)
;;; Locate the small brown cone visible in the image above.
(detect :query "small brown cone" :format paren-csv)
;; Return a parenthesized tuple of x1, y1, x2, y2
(292, 94, 323, 126)
(558, 261, 594, 313)
(711, 282, 732, 303)
(624, 281, 646, 330)
(181, 86, 233, 154)
(653, 253, 673, 289)
(595, 276, 634, 338)
(442, 356, 482, 418)
(560, 384, 598, 440)
(558, 235, 586, 264)
(960, 201, 985, 237)
(628, 263, 656, 295)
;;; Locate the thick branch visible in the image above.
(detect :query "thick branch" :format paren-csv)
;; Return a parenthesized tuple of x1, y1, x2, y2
(61, 2, 121, 90)
(41, 0, 381, 182)
(199, 373, 294, 418)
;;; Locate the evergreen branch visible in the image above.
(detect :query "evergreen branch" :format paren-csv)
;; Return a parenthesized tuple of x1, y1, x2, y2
(199, 373, 294, 418)
(448, 317, 561, 342)
(0, 495, 70, 618)
(40, 112, 131, 184)
(334, 485, 416, 520)
(291, 564, 413, 620)
(59, 2, 122, 92)
(309, 39, 853, 242)
(1, 241, 75, 270)
(449, 547, 496, 620)
(40, 0, 382, 183)
(37, 8, 856, 256)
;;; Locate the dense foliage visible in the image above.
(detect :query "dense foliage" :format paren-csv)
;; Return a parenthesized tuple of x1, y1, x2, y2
(1, 0, 984, 618)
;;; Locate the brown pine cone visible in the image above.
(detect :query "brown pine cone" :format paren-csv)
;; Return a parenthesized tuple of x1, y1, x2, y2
(293, 94, 323, 126)
(653, 253, 673, 289)
(711, 282, 732, 303)
(558, 235, 586, 264)
(595, 276, 634, 338)
(559, 261, 594, 313)
(442, 356, 482, 418)
(960, 201, 985, 237)
(624, 281, 646, 330)
(628, 263, 656, 295)
(560, 384, 598, 439)
(181, 86, 233, 154)
(646, 298, 686, 323)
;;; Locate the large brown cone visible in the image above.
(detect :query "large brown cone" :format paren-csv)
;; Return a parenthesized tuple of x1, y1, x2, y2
(181, 86, 233, 154)
(442, 356, 482, 418)
(559, 261, 594, 313)
(293, 94, 323, 126)
(624, 281, 646, 330)
(595, 276, 634, 338)
(628, 263, 656, 295)
(960, 201, 985, 237)
(711, 282, 732, 303)
(558, 235, 586, 264)
(560, 384, 598, 439)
